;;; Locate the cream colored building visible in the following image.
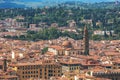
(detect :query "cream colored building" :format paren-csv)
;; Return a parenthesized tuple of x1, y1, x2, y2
(48, 41, 83, 56)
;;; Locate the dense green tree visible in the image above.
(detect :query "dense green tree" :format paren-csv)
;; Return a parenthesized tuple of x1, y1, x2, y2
(92, 35, 102, 41)
(41, 47, 48, 54)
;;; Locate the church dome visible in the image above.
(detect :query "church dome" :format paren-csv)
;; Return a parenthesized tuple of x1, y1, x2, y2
(62, 41, 72, 48)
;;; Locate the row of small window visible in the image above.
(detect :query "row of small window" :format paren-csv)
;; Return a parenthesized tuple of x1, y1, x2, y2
(70, 66, 80, 70)
(48, 74, 61, 77)
(23, 71, 61, 75)
(48, 70, 61, 73)
(40, 68, 61, 71)
(18, 65, 61, 70)
(22, 75, 39, 78)
(69, 51, 82, 54)
(43, 73, 59, 75)
(58, 51, 82, 55)
(23, 71, 38, 74)
(22, 74, 61, 79)
(23, 76, 48, 79)
(45, 65, 61, 69)
(18, 65, 41, 70)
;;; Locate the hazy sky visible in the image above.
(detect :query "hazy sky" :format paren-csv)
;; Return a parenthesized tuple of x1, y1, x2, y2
(0, 0, 116, 2)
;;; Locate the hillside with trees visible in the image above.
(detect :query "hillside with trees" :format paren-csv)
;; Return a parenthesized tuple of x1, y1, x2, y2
(1, 2, 120, 40)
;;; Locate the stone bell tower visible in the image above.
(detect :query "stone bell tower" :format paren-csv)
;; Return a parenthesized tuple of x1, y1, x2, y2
(83, 26, 89, 55)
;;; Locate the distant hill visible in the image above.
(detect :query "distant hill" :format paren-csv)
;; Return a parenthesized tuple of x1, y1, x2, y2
(0, 2, 26, 8)
(62, 1, 119, 9)
(0, 0, 117, 8)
